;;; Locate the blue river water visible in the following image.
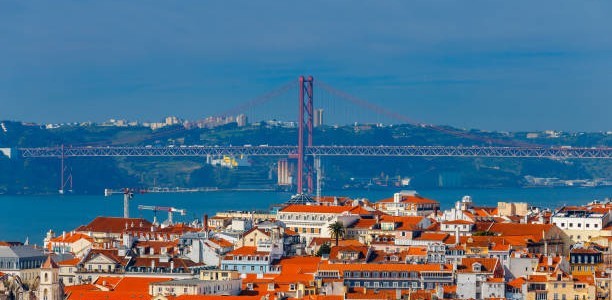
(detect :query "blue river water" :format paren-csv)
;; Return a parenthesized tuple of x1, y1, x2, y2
(1, 187, 611, 246)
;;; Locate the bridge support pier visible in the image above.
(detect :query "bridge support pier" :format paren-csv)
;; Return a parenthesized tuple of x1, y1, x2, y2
(297, 75, 314, 194)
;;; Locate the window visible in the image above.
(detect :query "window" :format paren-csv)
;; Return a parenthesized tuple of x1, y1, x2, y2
(577, 223, 581, 228)
(569, 223, 573, 228)
(586, 224, 590, 228)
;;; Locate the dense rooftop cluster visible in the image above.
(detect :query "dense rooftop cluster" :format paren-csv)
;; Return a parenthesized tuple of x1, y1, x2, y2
(0, 190, 611, 299)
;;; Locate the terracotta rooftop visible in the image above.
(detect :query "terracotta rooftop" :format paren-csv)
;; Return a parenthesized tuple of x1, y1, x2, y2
(208, 237, 233, 248)
(377, 194, 439, 205)
(75, 217, 153, 234)
(65, 277, 171, 300)
(58, 257, 81, 266)
(442, 219, 474, 225)
(457, 257, 498, 273)
(379, 215, 425, 230)
(49, 232, 93, 244)
(488, 223, 555, 240)
(224, 246, 269, 258)
(319, 262, 453, 272)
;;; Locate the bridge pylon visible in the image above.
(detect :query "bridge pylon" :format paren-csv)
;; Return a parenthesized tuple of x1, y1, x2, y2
(297, 75, 314, 194)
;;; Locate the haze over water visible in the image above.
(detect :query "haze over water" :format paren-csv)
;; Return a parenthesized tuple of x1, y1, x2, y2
(2, 187, 610, 246)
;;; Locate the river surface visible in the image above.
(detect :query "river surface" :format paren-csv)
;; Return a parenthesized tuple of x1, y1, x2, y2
(1, 187, 611, 246)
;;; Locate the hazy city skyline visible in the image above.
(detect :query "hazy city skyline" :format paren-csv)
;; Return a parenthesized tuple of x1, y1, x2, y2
(1, 1, 611, 131)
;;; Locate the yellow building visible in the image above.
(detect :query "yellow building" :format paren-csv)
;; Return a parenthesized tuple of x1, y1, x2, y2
(525, 272, 595, 300)
(570, 247, 604, 276)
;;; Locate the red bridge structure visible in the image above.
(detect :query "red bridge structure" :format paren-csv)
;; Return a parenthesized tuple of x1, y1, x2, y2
(14, 76, 612, 194)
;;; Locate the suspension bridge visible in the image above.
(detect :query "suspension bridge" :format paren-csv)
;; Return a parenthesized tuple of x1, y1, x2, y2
(13, 76, 612, 194)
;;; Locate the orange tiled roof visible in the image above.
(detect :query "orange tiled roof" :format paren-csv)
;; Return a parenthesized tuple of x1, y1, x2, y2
(64, 284, 101, 293)
(329, 245, 369, 262)
(58, 257, 81, 266)
(507, 277, 526, 289)
(377, 195, 439, 204)
(280, 204, 353, 214)
(457, 257, 498, 273)
(224, 246, 269, 259)
(415, 232, 451, 242)
(379, 215, 425, 230)
(156, 223, 200, 234)
(49, 232, 94, 244)
(208, 237, 233, 248)
(527, 275, 548, 283)
(75, 217, 153, 234)
(283, 228, 299, 236)
(488, 223, 555, 240)
(94, 276, 123, 289)
(319, 261, 453, 272)
(570, 248, 601, 254)
(406, 246, 428, 256)
(66, 277, 171, 300)
(442, 219, 474, 225)
(348, 218, 377, 229)
(277, 256, 322, 274)
(573, 275, 594, 284)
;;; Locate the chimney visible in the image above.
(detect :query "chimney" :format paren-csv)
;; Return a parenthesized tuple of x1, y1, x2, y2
(543, 230, 548, 255)
(455, 226, 460, 245)
(547, 256, 553, 266)
(204, 214, 209, 232)
(393, 193, 401, 203)
(62, 231, 66, 239)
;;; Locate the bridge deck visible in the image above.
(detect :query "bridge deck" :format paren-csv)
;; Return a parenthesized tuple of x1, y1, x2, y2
(16, 145, 612, 158)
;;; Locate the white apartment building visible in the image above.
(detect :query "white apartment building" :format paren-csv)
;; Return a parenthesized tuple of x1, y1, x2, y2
(375, 191, 440, 217)
(277, 204, 360, 243)
(551, 206, 612, 243)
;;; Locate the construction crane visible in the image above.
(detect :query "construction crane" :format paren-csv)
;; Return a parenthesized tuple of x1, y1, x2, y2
(137, 205, 187, 225)
(104, 188, 134, 218)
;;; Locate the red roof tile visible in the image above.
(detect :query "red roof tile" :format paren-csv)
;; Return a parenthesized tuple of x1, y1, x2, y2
(377, 194, 439, 205)
(76, 217, 153, 234)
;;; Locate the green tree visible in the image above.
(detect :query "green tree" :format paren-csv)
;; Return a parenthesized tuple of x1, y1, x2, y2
(316, 243, 331, 257)
(328, 221, 345, 246)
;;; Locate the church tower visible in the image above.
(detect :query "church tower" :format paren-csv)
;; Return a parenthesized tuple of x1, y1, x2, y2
(39, 255, 63, 300)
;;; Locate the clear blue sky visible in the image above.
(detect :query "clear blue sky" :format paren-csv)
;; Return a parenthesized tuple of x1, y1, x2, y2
(1, 1, 611, 131)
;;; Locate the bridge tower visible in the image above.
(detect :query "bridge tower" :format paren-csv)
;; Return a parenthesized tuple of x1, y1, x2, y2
(297, 75, 314, 194)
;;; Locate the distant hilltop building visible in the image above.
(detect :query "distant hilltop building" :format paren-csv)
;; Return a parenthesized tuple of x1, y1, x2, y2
(314, 108, 323, 127)
(236, 114, 247, 127)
